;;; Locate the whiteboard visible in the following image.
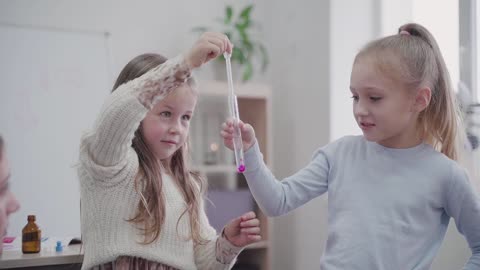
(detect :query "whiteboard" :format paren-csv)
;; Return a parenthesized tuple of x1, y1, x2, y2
(0, 24, 111, 238)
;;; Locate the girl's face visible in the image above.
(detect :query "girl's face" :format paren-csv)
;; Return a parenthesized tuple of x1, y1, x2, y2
(350, 57, 422, 148)
(141, 84, 197, 165)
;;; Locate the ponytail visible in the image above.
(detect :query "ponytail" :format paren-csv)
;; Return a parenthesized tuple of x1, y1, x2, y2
(399, 23, 462, 160)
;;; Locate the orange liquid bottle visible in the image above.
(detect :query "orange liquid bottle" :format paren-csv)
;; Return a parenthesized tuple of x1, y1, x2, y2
(22, 215, 41, 253)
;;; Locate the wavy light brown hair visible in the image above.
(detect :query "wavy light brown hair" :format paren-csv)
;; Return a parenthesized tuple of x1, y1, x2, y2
(112, 53, 207, 244)
(355, 23, 462, 160)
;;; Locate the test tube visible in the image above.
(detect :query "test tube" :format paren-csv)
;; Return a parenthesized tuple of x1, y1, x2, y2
(224, 53, 245, 173)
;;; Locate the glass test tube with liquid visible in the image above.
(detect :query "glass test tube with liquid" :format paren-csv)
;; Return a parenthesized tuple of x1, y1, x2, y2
(224, 52, 245, 173)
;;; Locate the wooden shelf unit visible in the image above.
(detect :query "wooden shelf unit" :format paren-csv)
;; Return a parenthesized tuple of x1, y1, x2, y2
(191, 80, 272, 270)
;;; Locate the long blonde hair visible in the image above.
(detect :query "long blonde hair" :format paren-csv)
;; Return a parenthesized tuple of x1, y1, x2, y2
(112, 53, 207, 244)
(355, 23, 462, 160)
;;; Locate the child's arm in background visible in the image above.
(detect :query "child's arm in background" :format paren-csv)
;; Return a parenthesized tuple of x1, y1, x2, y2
(445, 166, 480, 269)
(221, 120, 330, 217)
(80, 33, 232, 183)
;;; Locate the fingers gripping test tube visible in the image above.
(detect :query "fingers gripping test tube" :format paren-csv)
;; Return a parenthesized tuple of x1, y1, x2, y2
(223, 53, 245, 173)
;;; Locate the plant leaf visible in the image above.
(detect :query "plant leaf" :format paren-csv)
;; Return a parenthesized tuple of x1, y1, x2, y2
(242, 61, 253, 82)
(240, 5, 253, 20)
(225, 6, 233, 24)
(232, 47, 246, 65)
(237, 30, 253, 52)
(236, 27, 251, 45)
(236, 5, 252, 30)
(258, 44, 269, 72)
(236, 25, 247, 37)
(235, 20, 251, 30)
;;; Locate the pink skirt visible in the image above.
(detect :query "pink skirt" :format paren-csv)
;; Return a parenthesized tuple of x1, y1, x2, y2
(91, 256, 179, 270)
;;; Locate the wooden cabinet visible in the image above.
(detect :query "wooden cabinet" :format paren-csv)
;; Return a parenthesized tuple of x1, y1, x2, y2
(191, 80, 272, 270)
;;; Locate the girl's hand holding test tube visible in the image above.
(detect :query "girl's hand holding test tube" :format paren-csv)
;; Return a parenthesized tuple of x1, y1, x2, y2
(221, 119, 256, 157)
(222, 52, 255, 172)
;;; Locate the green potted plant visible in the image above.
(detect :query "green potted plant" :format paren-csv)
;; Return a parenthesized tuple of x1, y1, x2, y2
(193, 4, 269, 82)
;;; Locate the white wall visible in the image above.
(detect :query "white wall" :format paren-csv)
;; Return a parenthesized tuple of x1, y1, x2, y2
(0, 0, 257, 83)
(378, 0, 413, 35)
(378, 0, 460, 86)
(413, 0, 460, 88)
(477, 0, 480, 101)
(264, 0, 330, 268)
(0, 25, 110, 238)
(329, 0, 377, 140)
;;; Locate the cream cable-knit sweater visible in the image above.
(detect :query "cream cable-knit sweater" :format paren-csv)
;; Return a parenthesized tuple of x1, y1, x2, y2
(78, 55, 241, 270)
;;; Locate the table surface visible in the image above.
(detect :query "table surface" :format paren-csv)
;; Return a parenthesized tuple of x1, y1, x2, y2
(0, 244, 83, 269)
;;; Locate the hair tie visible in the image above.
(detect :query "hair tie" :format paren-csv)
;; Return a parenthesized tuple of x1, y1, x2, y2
(399, 30, 411, 36)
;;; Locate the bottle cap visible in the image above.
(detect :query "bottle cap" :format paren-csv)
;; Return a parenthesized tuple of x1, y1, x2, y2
(27, 215, 36, 221)
(56, 241, 63, 252)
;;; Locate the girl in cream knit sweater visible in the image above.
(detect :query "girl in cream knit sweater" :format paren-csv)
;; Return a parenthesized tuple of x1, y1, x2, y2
(78, 32, 261, 270)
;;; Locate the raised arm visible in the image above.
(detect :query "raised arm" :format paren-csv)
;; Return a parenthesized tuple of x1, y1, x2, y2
(80, 33, 233, 182)
(81, 55, 191, 170)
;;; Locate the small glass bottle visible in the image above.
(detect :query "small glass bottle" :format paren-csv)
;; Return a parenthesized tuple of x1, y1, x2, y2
(22, 215, 41, 253)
